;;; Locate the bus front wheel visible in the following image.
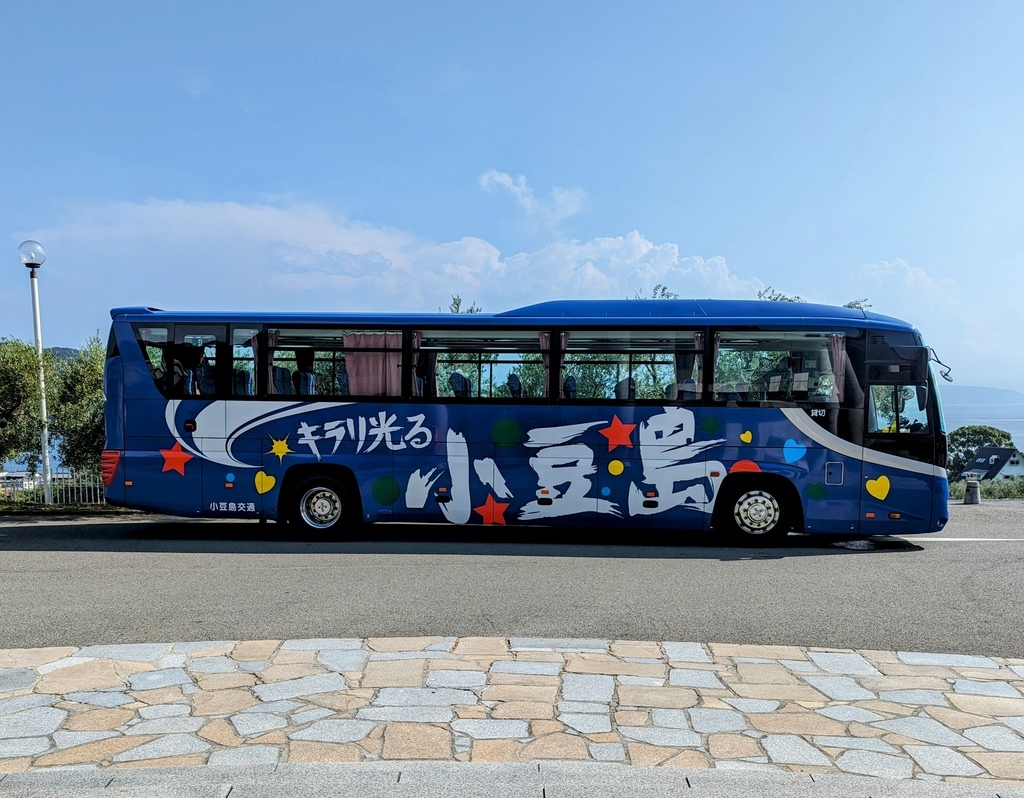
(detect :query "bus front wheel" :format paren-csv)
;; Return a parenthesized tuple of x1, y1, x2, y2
(291, 477, 350, 533)
(722, 486, 789, 544)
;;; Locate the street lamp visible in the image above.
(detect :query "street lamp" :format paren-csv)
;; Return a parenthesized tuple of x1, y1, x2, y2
(18, 240, 52, 504)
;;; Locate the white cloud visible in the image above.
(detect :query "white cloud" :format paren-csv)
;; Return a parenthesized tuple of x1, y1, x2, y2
(5, 199, 1017, 392)
(479, 170, 587, 225)
(821, 259, 1018, 391)
(3, 199, 758, 349)
(496, 233, 760, 304)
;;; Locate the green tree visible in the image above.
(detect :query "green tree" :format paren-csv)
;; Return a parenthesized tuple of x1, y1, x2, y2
(0, 338, 52, 469)
(758, 286, 806, 302)
(50, 335, 106, 474)
(633, 283, 680, 300)
(758, 287, 872, 310)
(947, 425, 1015, 481)
(446, 295, 482, 314)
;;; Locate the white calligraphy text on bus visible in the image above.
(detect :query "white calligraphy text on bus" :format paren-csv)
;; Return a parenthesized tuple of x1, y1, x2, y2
(296, 412, 433, 458)
(409, 408, 726, 523)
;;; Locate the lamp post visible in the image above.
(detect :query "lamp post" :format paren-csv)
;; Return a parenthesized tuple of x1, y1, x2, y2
(18, 240, 52, 504)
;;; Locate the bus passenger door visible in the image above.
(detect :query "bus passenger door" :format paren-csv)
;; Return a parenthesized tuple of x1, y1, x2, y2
(797, 407, 863, 535)
(861, 383, 937, 534)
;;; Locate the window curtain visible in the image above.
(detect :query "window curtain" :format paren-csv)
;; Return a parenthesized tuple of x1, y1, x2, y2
(691, 332, 704, 395)
(264, 330, 279, 395)
(828, 334, 846, 402)
(344, 333, 402, 395)
(409, 331, 423, 397)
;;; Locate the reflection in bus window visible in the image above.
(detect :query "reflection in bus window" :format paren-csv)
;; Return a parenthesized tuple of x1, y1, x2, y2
(175, 325, 226, 398)
(714, 331, 845, 406)
(266, 328, 402, 398)
(232, 327, 258, 396)
(416, 330, 546, 400)
(561, 330, 701, 402)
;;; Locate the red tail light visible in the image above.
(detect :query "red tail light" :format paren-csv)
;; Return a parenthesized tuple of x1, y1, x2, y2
(101, 450, 121, 487)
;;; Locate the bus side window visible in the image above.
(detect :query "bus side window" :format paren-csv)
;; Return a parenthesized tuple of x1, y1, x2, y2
(232, 327, 258, 396)
(175, 325, 227, 398)
(560, 330, 694, 401)
(134, 325, 173, 395)
(266, 328, 401, 399)
(419, 329, 545, 400)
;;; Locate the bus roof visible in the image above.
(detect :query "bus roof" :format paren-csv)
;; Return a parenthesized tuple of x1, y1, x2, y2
(109, 299, 918, 333)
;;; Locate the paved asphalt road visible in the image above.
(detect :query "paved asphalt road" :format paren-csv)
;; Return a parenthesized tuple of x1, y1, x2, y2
(0, 501, 1021, 656)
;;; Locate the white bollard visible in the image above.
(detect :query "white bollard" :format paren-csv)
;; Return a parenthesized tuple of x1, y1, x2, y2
(964, 479, 981, 505)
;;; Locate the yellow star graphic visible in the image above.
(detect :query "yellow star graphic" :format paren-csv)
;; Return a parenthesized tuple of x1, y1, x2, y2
(268, 436, 294, 463)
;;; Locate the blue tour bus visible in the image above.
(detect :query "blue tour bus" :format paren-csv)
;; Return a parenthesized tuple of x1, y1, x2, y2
(101, 299, 949, 542)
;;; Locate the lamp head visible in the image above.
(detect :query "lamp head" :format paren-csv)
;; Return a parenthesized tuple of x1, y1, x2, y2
(18, 240, 46, 268)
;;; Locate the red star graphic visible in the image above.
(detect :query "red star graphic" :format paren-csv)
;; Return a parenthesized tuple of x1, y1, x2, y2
(474, 494, 509, 525)
(160, 442, 193, 476)
(599, 415, 636, 451)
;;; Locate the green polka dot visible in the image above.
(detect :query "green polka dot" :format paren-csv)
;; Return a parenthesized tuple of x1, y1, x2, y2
(492, 418, 522, 448)
(372, 476, 401, 505)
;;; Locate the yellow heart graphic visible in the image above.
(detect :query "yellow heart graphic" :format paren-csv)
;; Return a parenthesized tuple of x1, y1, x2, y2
(740, 430, 753, 444)
(866, 475, 890, 500)
(255, 471, 276, 495)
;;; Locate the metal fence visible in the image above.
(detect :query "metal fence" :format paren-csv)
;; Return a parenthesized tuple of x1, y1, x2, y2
(0, 471, 106, 506)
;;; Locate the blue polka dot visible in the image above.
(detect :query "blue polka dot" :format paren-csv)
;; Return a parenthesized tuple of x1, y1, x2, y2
(601, 487, 611, 496)
(226, 473, 235, 482)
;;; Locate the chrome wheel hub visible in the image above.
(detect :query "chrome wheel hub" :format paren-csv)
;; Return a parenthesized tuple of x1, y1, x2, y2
(733, 490, 780, 535)
(300, 487, 341, 529)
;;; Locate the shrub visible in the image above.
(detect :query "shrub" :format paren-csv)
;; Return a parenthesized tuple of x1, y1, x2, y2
(948, 477, 1024, 501)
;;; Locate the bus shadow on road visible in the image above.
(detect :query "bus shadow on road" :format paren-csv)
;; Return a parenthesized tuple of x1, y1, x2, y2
(0, 517, 924, 559)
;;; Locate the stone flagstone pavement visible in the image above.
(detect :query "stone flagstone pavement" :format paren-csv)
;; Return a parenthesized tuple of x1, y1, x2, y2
(2, 637, 1024, 789)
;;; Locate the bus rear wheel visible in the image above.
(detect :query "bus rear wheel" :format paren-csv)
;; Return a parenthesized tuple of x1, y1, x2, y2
(291, 477, 350, 533)
(723, 486, 788, 544)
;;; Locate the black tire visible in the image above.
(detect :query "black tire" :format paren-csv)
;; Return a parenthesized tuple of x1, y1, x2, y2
(720, 484, 789, 544)
(290, 476, 352, 533)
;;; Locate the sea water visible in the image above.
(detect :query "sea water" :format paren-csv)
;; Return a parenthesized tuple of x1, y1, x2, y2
(943, 404, 1024, 447)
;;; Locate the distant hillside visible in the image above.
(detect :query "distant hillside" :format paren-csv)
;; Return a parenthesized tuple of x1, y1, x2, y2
(938, 385, 1024, 405)
(47, 346, 77, 361)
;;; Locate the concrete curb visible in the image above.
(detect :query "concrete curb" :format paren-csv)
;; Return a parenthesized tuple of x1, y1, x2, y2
(1, 761, 1022, 797)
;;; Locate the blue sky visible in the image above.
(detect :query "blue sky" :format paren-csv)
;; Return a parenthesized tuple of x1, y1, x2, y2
(2, 1, 1022, 389)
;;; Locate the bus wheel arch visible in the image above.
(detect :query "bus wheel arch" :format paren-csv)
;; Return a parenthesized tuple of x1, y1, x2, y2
(712, 473, 803, 544)
(279, 465, 363, 531)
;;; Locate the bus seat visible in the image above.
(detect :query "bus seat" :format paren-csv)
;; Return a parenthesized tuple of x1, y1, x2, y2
(615, 377, 635, 401)
(507, 373, 522, 398)
(233, 369, 253, 396)
(449, 372, 472, 398)
(273, 366, 293, 395)
(664, 383, 678, 400)
(336, 367, 350, 396)
(562, 375, 577, 399)
(293, 371, 315, 395)
(197, 362, 217, 396)
(681, 378, 699, 400)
